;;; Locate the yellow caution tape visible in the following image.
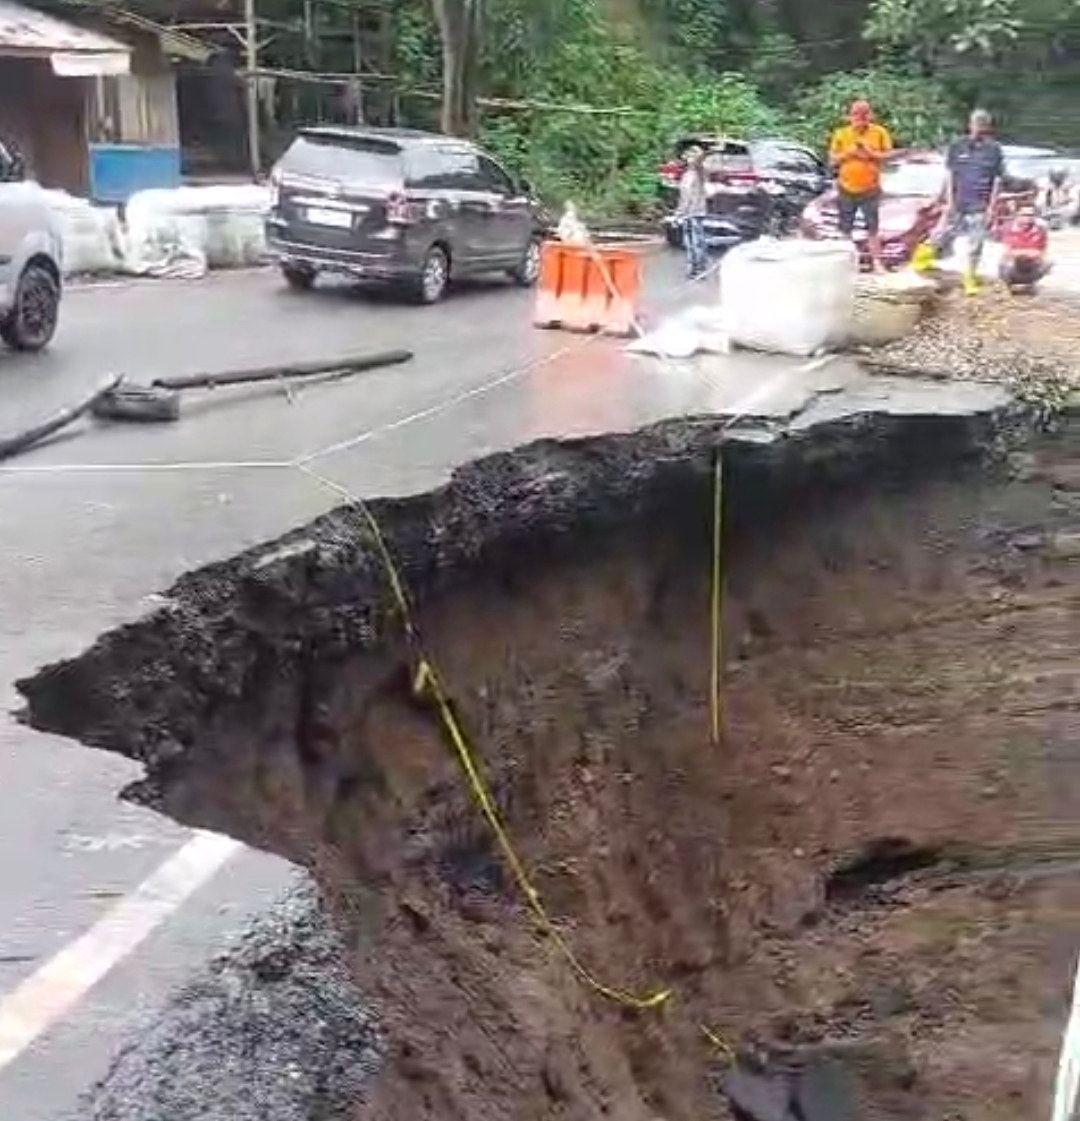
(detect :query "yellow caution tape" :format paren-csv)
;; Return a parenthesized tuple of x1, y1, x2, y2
(710, 453, 724, 746)
(299, 466, 745, 1052)
(299, 465, 670, 1012)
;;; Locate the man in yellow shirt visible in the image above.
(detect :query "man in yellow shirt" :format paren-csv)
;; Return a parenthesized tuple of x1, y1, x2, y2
(829, 100, 893, 271)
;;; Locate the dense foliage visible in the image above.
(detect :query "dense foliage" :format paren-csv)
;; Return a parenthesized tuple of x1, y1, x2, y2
(380, 0, 1079, 214)
(78, 0, 1079, 206)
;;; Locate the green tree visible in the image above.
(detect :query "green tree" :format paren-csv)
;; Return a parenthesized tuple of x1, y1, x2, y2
(794, 67, 957, 149)
(430, 0, 484, 135)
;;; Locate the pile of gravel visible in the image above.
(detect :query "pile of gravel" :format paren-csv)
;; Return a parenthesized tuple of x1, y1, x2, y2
(76, 881, 381, 1121)
(864, 292, 1077, 421)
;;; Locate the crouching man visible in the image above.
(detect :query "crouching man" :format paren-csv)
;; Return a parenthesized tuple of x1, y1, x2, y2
(999, 204, 1050, 294)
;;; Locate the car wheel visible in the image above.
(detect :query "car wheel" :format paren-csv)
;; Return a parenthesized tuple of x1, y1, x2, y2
(509, 237, 542, 287)
(412, 245, 449, 304)
(664, 223, 683, 249)
(282, 264, 316, 292)
(1, 262, 60, 352)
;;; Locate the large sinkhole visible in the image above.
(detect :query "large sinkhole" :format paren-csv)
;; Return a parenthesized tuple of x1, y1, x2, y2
(18, 410, 1080, 1121)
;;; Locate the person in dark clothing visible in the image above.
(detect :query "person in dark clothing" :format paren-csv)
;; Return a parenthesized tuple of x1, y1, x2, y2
(912, 108, 1005, 295)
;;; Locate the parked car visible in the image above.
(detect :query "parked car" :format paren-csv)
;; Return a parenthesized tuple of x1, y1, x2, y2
(0, 138, 63, 351)
(659, 136, 829, 249)
(265, 126, 550, 304)
(799, 149, 1039, 270)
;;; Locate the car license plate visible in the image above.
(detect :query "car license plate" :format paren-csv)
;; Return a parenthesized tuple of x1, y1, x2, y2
(306, 206, 352, 228)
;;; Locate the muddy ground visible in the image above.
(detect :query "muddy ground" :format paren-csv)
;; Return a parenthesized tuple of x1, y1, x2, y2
(22, 411, 1080, 1121)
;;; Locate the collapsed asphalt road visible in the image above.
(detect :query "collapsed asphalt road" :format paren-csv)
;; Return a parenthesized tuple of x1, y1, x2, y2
(1, 251, 783, 1120)
(0, 263, 658, 1121)
(5, 253, 1071, 1120)
(21, 399, 1079, 1120)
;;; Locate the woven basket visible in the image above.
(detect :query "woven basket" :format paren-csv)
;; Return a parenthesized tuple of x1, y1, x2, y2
(850, 275, 937, 347)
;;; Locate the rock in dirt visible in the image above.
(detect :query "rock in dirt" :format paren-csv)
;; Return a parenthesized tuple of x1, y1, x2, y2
(74, 881, 381, 1121)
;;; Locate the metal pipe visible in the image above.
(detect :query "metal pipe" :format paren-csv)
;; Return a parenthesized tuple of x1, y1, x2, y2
(244, 0, 261, 177)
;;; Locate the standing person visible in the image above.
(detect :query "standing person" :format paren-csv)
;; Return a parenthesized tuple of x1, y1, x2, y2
(912, 108, 1005, 296)
(828, 100, 893, 271)
(675, 145, 708, 279)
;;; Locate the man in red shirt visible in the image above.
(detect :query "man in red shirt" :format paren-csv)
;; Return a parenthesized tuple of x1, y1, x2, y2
(999, 205, 1049, 293)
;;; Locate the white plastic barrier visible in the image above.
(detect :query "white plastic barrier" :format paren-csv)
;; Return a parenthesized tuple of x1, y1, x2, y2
(720, 239, 858, 357)
(44, 190, 124, 276)
(123, 185, 271, 278)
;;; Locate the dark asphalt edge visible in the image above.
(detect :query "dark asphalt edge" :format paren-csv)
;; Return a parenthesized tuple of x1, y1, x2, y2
(74, 876, 382, 1121)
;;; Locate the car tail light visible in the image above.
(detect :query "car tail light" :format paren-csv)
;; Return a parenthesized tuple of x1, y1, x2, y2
(387, 193, 425, 225)
(660, 161, 682, 186)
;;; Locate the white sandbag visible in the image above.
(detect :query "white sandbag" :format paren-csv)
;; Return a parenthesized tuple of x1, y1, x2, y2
(122, 189, 208, 278)
(122, 185, 270, 277)
(720, 239, 857, 357)
(188, 185, 270, 269)
(628, 305, 730, 358)
(43, 190, 123, 276)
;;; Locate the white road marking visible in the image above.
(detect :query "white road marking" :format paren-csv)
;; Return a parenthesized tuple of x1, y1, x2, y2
(0, 831, 241, 1070)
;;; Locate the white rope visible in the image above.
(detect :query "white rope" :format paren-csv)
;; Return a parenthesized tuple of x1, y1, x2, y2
(1052, 953, 1080, 1121)
(0, 247, 732, 482)
(0, 460, 292, 475)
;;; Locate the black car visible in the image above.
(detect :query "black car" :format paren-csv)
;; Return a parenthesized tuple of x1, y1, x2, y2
(266, 127, 549, 303)
(659, 137, 829, 249)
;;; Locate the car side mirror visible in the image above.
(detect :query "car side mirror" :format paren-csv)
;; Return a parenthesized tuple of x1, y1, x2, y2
(518, 178, 533, 196)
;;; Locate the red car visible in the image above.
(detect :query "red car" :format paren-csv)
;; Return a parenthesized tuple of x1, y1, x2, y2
(799, 150, 1036, 269)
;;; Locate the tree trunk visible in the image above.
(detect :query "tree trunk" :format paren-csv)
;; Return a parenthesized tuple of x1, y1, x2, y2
(431, 0, 481, 137)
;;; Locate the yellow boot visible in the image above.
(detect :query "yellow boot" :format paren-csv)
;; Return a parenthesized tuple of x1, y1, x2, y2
(910, 242, 937, 273)
(962, 268, 981, 297)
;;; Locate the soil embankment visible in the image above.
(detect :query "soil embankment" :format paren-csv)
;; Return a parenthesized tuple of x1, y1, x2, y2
(20, 411, 1080, 1121)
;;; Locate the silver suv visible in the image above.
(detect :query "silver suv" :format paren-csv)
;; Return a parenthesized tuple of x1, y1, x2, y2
(0, 140, 62, 351)
(266, 126, 548, 303)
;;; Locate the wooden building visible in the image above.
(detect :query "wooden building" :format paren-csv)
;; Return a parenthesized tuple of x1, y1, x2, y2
(0, 0, 210, 199)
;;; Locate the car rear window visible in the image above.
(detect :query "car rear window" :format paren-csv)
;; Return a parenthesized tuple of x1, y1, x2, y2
(703, 145, 753, 175)
(281, 134, 404, 186)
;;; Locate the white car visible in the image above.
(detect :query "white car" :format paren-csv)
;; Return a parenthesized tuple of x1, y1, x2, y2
(0, 139, 62, 351)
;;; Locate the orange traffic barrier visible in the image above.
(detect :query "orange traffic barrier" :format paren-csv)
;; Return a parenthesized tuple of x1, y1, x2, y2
(533, 241, 641, 337)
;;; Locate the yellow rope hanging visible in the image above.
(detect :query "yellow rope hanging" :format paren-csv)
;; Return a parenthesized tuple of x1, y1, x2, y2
(709, 451, 724, 746)
(299, 464, 671, 1012)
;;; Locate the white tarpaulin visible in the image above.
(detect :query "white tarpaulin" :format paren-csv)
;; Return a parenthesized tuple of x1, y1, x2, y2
(628, 305, 731, 359)
(123, 185, 271, 278)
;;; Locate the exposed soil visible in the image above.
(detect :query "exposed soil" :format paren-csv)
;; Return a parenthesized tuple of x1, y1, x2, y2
(19, 413, 1080, 1121)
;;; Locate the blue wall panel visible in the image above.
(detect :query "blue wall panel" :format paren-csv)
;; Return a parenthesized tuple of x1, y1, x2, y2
(88, 145, 182, 204)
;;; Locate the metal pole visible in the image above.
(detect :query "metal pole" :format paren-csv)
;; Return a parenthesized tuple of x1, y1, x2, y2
(244, 0, 260, 177)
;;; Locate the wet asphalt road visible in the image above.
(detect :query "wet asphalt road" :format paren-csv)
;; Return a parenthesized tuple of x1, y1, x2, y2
(0, 255, 704, 1120)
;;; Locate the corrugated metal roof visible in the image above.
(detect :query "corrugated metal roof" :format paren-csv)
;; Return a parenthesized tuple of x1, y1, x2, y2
(0, 0, 128, 55)
(42, 0, 214, 62)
